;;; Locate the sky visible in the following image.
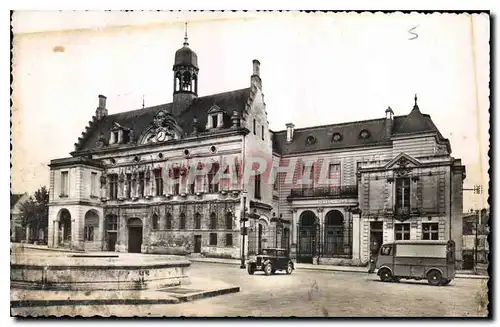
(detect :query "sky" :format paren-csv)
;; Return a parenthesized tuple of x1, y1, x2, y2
(11, 11, 490, 211)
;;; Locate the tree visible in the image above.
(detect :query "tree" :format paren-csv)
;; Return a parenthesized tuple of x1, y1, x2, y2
(19, 186, 49, 241)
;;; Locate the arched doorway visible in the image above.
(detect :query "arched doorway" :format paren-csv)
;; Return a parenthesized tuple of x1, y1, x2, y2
(297, 210, 319, 263)
(324, 210, 344, 257)
(58, 209, 72, 247)
(128, 218, 143, 253)
(84, 210, 99, 250)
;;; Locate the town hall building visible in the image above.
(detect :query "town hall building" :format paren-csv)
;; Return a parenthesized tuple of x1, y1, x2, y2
(47, 30, 466, 268)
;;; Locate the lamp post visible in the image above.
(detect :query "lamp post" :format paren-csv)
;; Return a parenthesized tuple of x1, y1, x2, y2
(240, 194, 248, 269)
(273, 212, 283, 248)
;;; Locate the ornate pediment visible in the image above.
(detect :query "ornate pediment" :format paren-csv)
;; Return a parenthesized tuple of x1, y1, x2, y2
(384, 153, 420, 170)
(384, 153, 421, 178)
(207, 104, 224, 114)
(139, 109, 184, 144)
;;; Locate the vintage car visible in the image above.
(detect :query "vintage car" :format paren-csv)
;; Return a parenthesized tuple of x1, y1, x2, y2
(247, 248, 294, 275)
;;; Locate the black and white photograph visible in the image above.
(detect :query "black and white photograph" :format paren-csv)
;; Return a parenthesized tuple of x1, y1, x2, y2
(9, 9, 490, 318)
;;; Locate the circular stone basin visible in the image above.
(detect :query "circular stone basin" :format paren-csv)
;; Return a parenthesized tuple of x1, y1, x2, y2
(11, 249, 191, 291)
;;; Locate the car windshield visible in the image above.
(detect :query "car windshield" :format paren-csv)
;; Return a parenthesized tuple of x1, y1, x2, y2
(261, 249, 274, 255)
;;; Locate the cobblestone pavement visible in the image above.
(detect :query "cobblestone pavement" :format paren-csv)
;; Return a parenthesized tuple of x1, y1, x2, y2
(13, 262, 488, 317)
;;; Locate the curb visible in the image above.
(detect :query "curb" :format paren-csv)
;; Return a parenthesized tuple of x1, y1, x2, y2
(189, 259, 489, 279)
(174, 286, 241, 303)
(10, 297, 180, 308)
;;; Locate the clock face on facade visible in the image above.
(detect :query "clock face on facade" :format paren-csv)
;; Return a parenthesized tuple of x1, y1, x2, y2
(156, 130, 167, 142)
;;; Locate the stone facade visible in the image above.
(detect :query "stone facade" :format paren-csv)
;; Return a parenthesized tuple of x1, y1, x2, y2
(47, 33, 466, 267)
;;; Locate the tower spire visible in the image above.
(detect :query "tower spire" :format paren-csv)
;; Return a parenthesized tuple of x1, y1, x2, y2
(412, 93, 420, 111)
(183, 22, 189, 46)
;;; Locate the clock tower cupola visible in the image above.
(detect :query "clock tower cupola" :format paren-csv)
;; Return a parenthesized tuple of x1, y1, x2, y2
(172, 23, 198, 116)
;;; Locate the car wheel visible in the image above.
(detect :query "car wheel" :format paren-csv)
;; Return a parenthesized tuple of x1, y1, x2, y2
(264, 263, 273, 276)
(286, 262, 293, 275)
(379, 268, 392, 282)
(247, 264, 255, 275)
(427, 270, 442, 286)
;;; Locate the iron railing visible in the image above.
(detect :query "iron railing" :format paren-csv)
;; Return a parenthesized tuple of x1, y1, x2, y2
(288, 185, 358, 199)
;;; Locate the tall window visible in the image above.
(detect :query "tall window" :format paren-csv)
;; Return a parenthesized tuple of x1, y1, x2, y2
(225, 234, 233, 246)
(395, 177, 411, 213)
(210, 212, 217, 230)
(90, 172, 97, 197)
(154, 169, 163, 196)
(194, 213, 201, 229)
(329, 163, 341, 188)
(422, 223, 439, 240)
(208, 164, 219, 193)
(152, 214, 159, 230)
(395, 223, 410, 240)
(179, 213, 186, 230)
(107, 215, 118, 231)
(273, 171, 279, 191)
(138, 172, 145, 197)
(109, 174, 118, 200)
(261, 125, 264, 140)
(209, 233, 218, 246)
(60, 171, 69, 196)
(173, 168, 180, 195)
(254, 173, 261, 199)
(189, 178, 196, 194)
(253, 119, 256, 135)
(225, 212, 233, 230)
(84, 226, 94, 241)
(166, 213, 172, 230)
(126, 174, 132, 198)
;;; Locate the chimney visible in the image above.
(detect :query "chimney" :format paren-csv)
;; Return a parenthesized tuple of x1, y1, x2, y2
(251, 59, 262, 90)
(95, 95, 108, 120)
(286, 123, 295, 143)
(385, 106, 394, 139)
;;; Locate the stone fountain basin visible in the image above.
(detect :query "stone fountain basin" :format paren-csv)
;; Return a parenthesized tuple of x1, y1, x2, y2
(11, 252, 191, 291)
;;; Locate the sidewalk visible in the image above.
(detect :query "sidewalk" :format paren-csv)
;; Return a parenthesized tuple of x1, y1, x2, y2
(189, 257, 489, 280)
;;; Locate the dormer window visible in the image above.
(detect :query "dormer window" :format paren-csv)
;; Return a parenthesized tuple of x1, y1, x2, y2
(332, 133, 343, 142)
(359, 129, 371, 140)
(207, 104, 224, 129)
(306, 135, 316, 145)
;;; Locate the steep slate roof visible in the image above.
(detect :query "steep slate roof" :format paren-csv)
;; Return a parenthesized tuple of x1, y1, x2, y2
(272, 108, 450, 155)
(77, 88, 251, 152)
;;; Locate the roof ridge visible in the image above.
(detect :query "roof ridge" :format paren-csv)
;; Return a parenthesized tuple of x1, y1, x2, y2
(272, 116, 386, 134)
(105, 87, 252, 118)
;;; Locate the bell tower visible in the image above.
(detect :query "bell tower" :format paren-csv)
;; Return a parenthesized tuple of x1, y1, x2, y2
(172, 23, 198, 116)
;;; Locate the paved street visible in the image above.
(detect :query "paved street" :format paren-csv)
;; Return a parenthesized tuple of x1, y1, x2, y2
(15, 261, 488, 317)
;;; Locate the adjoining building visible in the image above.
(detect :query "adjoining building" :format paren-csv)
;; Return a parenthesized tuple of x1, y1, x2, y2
(47, 30, 466, 267)
(11, 193, 29, 242)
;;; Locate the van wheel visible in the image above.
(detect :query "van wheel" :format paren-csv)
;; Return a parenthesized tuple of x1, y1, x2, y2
(286, 262, 293, 275)
(427, 270, 442, 286)
(379, 268, 392, 282)
(440, 278, 451, 286)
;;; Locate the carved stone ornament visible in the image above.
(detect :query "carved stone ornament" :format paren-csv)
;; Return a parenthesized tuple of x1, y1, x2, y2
(100, 174, 107, 187)
(143, 109, 182, 144)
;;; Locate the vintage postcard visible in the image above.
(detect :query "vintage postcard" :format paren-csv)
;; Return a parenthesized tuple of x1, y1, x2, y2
(10, 10, 490, 317)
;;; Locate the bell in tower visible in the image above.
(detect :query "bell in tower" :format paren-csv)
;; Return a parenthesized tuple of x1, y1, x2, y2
(172, 23, 198, 116)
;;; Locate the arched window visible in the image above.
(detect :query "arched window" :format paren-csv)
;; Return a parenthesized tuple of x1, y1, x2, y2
(225, 212, 233, 230)
(210, 212, 217, 230)
(152, 214, 159, 230)
(194, 213, 201, 230)
(166, 213, 172, 230)
(179, 213, 186, 230)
